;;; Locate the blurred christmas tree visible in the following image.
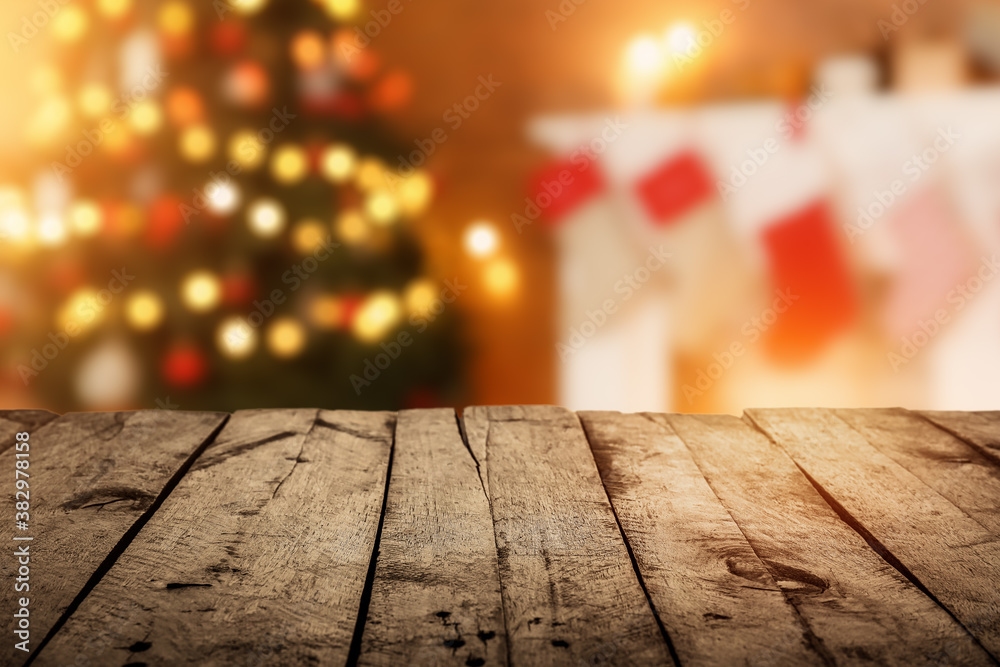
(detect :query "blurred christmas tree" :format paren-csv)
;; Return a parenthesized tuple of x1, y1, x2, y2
(0, 0, 462, 411)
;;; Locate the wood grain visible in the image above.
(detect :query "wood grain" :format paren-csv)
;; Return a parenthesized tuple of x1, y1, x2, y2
(579, 411, 820, 666)
(359, 409, 505, 666)
(0, 410, 58, 454)
(33, 409, 394, 667)
(0, 410, 227, 666)
(476, 405, 673, 666)
(833, 408, 1000, 536)
(665, 412, 993, 666)
(747, 407, 1000, 661)
(920, 411, 1000, 467)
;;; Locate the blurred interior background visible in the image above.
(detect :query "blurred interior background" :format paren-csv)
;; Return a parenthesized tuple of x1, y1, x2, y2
(1, 0, 999, 414)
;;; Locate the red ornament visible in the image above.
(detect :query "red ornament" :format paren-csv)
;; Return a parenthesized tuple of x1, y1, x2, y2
(224, 61, 270, 108)
(162, 344, 208, 388)
(302, 91, 365, 120)
(222, 273, 256, 306)
(211, 20, 247, 56)
(340, 293, 363, 327)
(145, 195, 185, 250)
(369, 69, 413, 113)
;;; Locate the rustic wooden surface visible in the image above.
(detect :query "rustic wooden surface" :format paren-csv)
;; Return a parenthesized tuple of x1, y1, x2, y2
(5, 407, 998, 666)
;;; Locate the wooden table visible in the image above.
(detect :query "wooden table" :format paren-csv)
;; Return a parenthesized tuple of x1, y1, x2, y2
(3, 407, 999, 666)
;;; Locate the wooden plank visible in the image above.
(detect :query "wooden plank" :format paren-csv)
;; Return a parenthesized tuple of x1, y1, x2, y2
(833, 408, 1000, 536)
(0, 410, 59, 453)
(359, 409, 505, 666)
(34, 409, 394, 666)
(579, 411, 821, 666)
(920, 411, 1000, 467)
(0, 410, 227, 666)
(663, 412, 993, 666)
(746, 407, 1000, 661)
(474, 405, 673, 666)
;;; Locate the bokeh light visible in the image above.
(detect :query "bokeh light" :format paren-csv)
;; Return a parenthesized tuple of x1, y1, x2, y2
(320, 144, 357, 183)
(267, 317, 307, 358)
(247, 198, 286, 238)
(463, 221, 499, 258)
(270, 144, 309, 184)
(179, 125, 217, 162)
(126, 291, 166, 331)
(353, 291, 402, 343)
(217, 316, 257, 359)
(483, 258, 519, 298)
(181, 270, 222, 313)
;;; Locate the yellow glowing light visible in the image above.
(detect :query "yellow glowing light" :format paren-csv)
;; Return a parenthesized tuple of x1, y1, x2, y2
(463, 221, 499, 258)
(69, 200, 102, 237)
(309, 295, 342, 329)
(247, 198, 286, 238)
(335, 210, 370, 245)
(625, 35, 665, 78)
(181, 270, 222, 313)
(30, 66, 62, 95)
(266, 317, 307, 358)
(292, 219, 327, 254)
(323, 0, 359, 20)
(291, 31, 325, 70)
(52, 5, 89, 43)
(352, 291, 402, 343)
(355, 157, 388, 191)
(27, 97, 72, 145)
(397, 171, 433, 216)
(78, 83, 112, 117)
(206, 182, 241, 216)
(231, 0, 268, 15)
(665, 22, 698, 55)
(483, 258, 519, 298)
(404, 279, 439, 318)
(97, 0, 132, 19)
(59, 288, 104, 332)
(158, 1, 194, 36)
(125, 291, 165, 331)
(0, 209, 30, 243)
(217, 316, 257, 359)
(365, 190, 398, 225)
(228, 129, 266, 170)
(102, 125, 133, 156)
(320, 144, 356, 183)
(37, 215, 67, 246)
(0, 188, 31, 244)
(270, 144, 308, 185)
(180, 125, 216, 163)
(130, 100, 163, 135)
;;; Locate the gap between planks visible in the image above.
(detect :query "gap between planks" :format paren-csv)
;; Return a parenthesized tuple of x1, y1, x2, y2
(25, 414, 231, 666)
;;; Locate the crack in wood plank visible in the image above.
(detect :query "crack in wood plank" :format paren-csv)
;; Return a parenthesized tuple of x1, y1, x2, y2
(24, 413, 231, 666)
(744, 409, 1000, 665)
(638, 412, 833, 667)
(270, 411, 319, 501)
(455, 409, 488, 504)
